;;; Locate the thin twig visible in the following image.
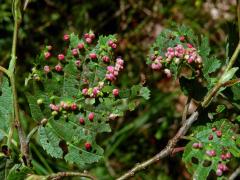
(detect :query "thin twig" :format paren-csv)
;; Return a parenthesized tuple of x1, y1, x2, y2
(10, 74, 30, 165)
(229, 166, 240, 180)
(23, 0, 30, 10)
(26, 125, 39, 145)
(9, 0, 22, 73)
(46, 172, 96, 180)
(225, 42, 240, 73)
(170, 147, 185, 156)
(0, 66, 11, 77)
(238, 0, 240, 39)
(222, 78, 240, 87)
(8, 0, 30, 166)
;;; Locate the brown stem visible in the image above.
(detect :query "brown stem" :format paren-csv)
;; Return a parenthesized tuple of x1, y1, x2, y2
(222, 78, 240, 87)
(225, 42, 240, 73)
(171, 147, 185, 156)
(10, 75, 30, 166)
(46, 172, 96, 180)
(229, 166, 240, 180)
(238, 0, 240, 39)
(0, 66, 11, 77)
(8, 0, 30, 166)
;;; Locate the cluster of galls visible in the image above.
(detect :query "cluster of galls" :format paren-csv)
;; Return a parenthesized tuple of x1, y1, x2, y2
(192, 128, 232, 177)
(82, 83, 119, 98)
(41, 99, 95, 151)
(106, 58, 124, 81)
(41, 32, 123, 76)
(34, 32, 124, 151)
(49, 101, 79, 116)
(150, 36, 202, 78)
(43, 32, 96, 74)
(31, 31, 125, 85)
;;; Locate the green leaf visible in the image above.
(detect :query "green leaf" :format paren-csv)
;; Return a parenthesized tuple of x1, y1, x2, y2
(131, 85, 141, 97)
(203, 57, 221, 76)
(0, 76, 13, 141)
(128, 101, 137, 111)
(183, 119, 240, 179)
(85, 98, 95, 105)
(62, 61, 79, 98)
(38, 126, 63, 158)
(26, 89, 52, 122)
(231, 83, 240, 101)
(216, 105, 226, 113)
(169, 62, 179, 79)
(139, 87, 150, 100)
(27, 32, 140, 168)
(199, 36, 210, 59)
(69, 33, 80, 48)
(65, 144, 102, 167)
(0, 156, 8, 179)
(7, 164, 32, 180)
(130, 85, 151, 100)
(97, 35, 116, 46)
(236, 115, 240, 123)
(177, 25, 198, 44)
(220, 67, 238, 83)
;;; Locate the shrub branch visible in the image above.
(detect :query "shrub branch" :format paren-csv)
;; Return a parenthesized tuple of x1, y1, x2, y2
(6, 0, 30, 166)
(117, 39, 240, 180)
(229, 166, 240, 180)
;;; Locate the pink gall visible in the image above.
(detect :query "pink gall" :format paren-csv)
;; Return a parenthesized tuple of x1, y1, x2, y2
(82, 88, 88, 96)
(85, 142, 92, 151)
(88, 112, 95, 121)
(77, 43, 85, 49)
(75, 60, 81, 67)
(63, 34, 70, 41)
(58, 54, 65, 61)
(79, 117, 85, 125)
(112, 89, 119, 97)
(107, 66, 115, 73)
(55, 64, 63, 72)
(85, 37, 92, 44)
(44, 52, 51, 59)
(102, 55, 110, 63)
(72, 48, 78, 56)
(71, 103, 78, 111)
(44, 65, 51, 73)
(89, 53, 97, 60)
(179, 36, 185, 42)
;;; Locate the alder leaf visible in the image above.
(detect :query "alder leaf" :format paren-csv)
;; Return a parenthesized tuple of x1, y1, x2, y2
(27, 32, 147, 168)
(203, 57, 221, 76)
(0, 76, 13, 141)
(220, 67, 238, 84)
(38, 126, 63, 158)
(183, 119, 240, 179)
(7, 164, 32, 180)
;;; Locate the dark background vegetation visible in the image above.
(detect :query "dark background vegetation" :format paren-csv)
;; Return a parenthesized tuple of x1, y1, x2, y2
(0, 0, 237, 179)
